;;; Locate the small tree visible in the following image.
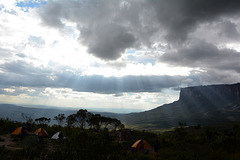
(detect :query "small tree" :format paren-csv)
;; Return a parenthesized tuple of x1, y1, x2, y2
(178, 122, 187, 129)
(66, 114, 76, 127)
(54, 114, 66, 126)
(76, 109, 88, 129)
(35, 117, 51, 124)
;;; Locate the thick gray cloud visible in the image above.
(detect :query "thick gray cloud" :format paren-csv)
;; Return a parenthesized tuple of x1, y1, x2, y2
(57, 74, 185, 93)
(38, 0, 240, 60)
(160, 40, 240, 70)
(0, 60, 187, 93)
(218, 20, 240, 40)
(79, 23, 137, 60)
(38, 0, 161, 60)
(39, 0, 148, 60)
(150, 0, 240, 42)
(1, 60, 51, 77)
(0, 61, 56, 88)
(1, 58, 239, 95)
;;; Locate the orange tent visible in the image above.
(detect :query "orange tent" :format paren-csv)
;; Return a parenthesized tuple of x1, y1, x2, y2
(12, 127, 29, 135)
(34, 128, 49, 138)
(131, 139, 153, 151)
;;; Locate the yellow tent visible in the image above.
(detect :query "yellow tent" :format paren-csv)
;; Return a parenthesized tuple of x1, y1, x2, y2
(131, 139, 153, 151)
(34, 128, 49, 138)
(12, 127, 29, 135)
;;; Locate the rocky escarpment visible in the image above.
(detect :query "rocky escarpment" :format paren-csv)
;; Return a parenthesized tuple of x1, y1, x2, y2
(120, 83, 240, 129)
(179, 83, 240, 106)
(177, 83, 240, 123)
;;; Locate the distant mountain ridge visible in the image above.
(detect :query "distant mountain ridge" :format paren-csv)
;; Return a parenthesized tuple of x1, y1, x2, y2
(0, 103, 124, 125)
(0, 104, 76, 124)
(0, 104, 123, 125)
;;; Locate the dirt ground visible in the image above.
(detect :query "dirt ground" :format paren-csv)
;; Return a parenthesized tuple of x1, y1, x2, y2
(0, 134, 22, 150)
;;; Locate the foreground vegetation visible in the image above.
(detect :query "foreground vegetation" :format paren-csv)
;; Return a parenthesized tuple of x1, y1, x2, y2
(1, 115, 240, 159)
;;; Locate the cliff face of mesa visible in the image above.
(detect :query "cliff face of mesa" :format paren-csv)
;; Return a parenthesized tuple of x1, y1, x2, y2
(120, 83, 240, 129)
(179, 83, 240, 105)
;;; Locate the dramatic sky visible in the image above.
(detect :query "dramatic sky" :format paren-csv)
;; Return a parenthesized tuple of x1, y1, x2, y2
(1, 0, 240, 112)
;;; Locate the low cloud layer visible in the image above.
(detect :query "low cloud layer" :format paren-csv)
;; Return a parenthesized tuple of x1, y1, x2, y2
(0, 60, 186, 94)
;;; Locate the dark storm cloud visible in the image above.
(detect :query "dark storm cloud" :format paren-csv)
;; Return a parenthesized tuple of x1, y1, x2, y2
(79, 24, 137, 60)
(39, 0, 146, 60)
(38, 0, 160, 60)
(3, 60, 238, 95)
(25, 0, 240, 91)
(38, 0, 240, 60)
(160, 40, 240, 72)
(150, 0, 240, 42)
(57, 74, 185, 93)
(218, 20, 240, 40)
(0, 60, 186, 93)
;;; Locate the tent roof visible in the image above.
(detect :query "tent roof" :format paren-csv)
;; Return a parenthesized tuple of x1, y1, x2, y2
(34, 128, 49, 138)
(51, 131, 66, 139)
(11, 127, 29, 135)
(131, 139, 153, 151)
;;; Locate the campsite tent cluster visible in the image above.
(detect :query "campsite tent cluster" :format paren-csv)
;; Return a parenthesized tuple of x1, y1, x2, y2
(11, 127, 65, 147)
(11, 127, 49, 138)
(11, 127, 156, 155)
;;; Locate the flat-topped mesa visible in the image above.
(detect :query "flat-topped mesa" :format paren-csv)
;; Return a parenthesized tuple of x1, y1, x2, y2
(179, 83, 240, 104)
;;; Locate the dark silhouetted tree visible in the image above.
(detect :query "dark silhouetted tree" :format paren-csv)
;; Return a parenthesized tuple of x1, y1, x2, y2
(35, 117, 51, 124)
(76, 109, 88, 129)
(112, 118, 123, 130)
(66, 114, 76, 127)
(100, 116, 112, 129)
(87, 113, 101, 130)
(178, 122, 187, 129)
